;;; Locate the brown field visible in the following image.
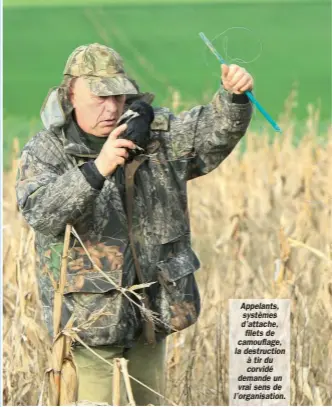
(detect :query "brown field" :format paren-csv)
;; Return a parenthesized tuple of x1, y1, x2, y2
(3, 91, 332, 405)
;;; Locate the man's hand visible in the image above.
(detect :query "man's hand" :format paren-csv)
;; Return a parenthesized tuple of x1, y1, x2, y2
(95, 123, 135, 177)
(221, 64, 254, 95)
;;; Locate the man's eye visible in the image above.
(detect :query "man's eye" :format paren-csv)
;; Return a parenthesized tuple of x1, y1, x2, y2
(115, 95, 125, 102)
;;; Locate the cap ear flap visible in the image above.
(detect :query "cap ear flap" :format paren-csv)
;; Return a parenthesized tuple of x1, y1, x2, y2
(59, 76, 75, 117)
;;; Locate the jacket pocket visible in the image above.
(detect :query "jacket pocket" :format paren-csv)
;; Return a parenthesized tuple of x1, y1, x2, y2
(153, 246, 201, 335)
(60, 244, 139, 346)
(61, 270, 125, 346)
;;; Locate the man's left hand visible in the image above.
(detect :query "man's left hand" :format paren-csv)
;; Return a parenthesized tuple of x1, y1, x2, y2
(221, 64, 254, 95)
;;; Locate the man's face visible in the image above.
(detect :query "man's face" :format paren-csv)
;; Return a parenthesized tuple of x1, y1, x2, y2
(70, 77, 126, 137)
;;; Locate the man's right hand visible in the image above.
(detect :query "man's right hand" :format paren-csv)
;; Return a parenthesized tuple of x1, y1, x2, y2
(95, 124, 135, 177)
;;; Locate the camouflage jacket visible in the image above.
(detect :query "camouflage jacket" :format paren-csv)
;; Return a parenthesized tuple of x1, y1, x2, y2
(15, 87, 253, 347)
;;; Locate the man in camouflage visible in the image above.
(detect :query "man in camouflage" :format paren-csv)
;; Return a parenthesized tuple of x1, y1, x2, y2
(15, 43, 254, 405)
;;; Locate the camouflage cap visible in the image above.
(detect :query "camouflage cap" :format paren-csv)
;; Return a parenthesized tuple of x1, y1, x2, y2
(63, 43, 138, 96)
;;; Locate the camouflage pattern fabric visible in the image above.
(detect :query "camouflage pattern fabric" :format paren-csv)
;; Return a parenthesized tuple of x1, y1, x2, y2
(40, 44, 152, 132)
(64, 43, 138, 96)
(16, 86, 253, 347)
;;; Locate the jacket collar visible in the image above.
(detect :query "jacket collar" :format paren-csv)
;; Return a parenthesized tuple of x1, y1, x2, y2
(63, 117, 104, 158)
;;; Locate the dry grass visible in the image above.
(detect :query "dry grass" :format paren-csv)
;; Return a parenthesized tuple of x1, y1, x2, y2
(3, 93, 332, 405)
(3, 140, 53, 406)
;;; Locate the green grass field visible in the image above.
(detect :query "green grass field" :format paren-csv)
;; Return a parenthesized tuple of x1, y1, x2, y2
(4, 0, 322, 6)
(3, 0, 331, 164)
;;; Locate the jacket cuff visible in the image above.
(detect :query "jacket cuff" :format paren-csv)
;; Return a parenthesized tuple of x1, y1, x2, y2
(80, 160, 106, 190)
(231, 93, 250, 104)
(220, 85, 251, 104)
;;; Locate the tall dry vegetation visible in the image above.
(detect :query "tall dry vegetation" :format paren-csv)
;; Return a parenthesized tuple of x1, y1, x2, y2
(3, 92, 332, 405)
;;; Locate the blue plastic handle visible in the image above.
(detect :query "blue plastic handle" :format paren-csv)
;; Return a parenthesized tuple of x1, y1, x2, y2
(199, 32, 281, 133)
